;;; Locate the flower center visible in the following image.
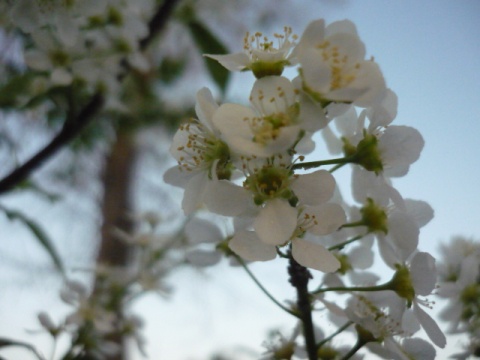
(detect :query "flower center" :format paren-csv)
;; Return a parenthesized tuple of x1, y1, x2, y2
(247, 88, 299, 146)
(295, 210, 319, 237)
(316, 40, 360, 91)
(176, 120, 232, 180)
(243, 27, 297, 78)
(244, 166, 293, 205)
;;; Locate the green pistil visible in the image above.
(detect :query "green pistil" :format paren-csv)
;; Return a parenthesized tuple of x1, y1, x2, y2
(263, 112, 289, 129)
(250, 60, 286, 79)
(244, 166, 292, 205)
(360, 198, 388, 234)
(264, 103, 299, 129)
(206, 140, 232, 181)
(343, 130, 383, 174)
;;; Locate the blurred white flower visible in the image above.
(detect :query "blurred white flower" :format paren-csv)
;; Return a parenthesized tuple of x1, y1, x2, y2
(206, 26, 297, 78)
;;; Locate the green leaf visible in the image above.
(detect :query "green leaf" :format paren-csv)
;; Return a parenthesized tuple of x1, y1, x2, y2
(0, 205, 65, 275)
(158, 57, 187, 84)
(186, 20, 230, 94)
(0, 338, 45, 360)
(0, 73, 35, 108)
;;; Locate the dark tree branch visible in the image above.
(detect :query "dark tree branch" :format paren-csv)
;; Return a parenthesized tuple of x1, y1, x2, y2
(0, 93, 104, 195)
(288, 253, 317, 360)
(0, 0, 181, 195)
(140, 0, 182, 51)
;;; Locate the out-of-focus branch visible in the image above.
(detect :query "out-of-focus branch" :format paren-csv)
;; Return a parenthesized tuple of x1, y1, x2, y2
(140, 0, 182, 51)
(0, 93, 104, 195)
(0, 0, 181, 196)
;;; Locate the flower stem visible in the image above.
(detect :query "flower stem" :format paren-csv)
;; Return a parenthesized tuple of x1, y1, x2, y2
(292, 156, 353, 171)
(339, 338, 365, 360)
(339, 221, 365, 230)
(316, 321, 353, 350)
(329, 162, 347, 173)
(312, 281, 392, 295)
(288, 251, 317, 360)
(235, 255, 300, 318)
(328, 235, 363, 251)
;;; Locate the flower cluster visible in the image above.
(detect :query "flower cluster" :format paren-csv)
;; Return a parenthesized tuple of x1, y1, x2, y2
(165, 18, 446, 357)
(36, 214, 186, 359)
(3, 0, 154, 108)
(437, 236, 480, 359)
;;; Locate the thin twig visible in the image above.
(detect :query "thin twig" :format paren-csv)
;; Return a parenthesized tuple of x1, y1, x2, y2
(316, 321, 353, 349)
(235, 255, 300, 318)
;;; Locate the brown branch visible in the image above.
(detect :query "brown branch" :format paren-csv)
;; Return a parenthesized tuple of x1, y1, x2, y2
(0, 0, 181, 196)
(0, 93, 104, 195)
(288, 252, 317, 360)
(140, 0, 182, 51)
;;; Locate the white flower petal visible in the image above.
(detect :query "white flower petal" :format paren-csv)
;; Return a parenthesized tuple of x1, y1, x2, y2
(205, 52, 250, 71)
(387, 211, 419, 261)
(295, 133, 316, 154)
(294, 19, 326, 55)
(404, 199, 434, 228)
(195, 87, 219, 132)
(292, 170, 335, 205)
(182, 172, 208, 215)
(349, 245, 374, 269)
(186, 249, 221, 267)
(325, 19, 358, 37)
(250, 76, 295, 116)
(307, 203, 346, 235)
(185, 218, 223, 244)
(299, 48, 332, 94)
(298, 94, 328, 132)
(229, 231, 277, 261)
(163, 166, 189, 189)
(254, 199, 297, 245)
(367, 88, 398, 129)
(410, 252, 437, 296)
(401, 338, 436, 360)
(413, 302, 446, 348)
(203, 180, 250, 216)
(321, 125, 343, 155)
(292, 238, 340, 272)
(380, 126, 425, 169)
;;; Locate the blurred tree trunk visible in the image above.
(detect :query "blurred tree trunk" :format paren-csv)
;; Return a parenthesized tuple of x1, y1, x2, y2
(97, 131, 136, 360)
